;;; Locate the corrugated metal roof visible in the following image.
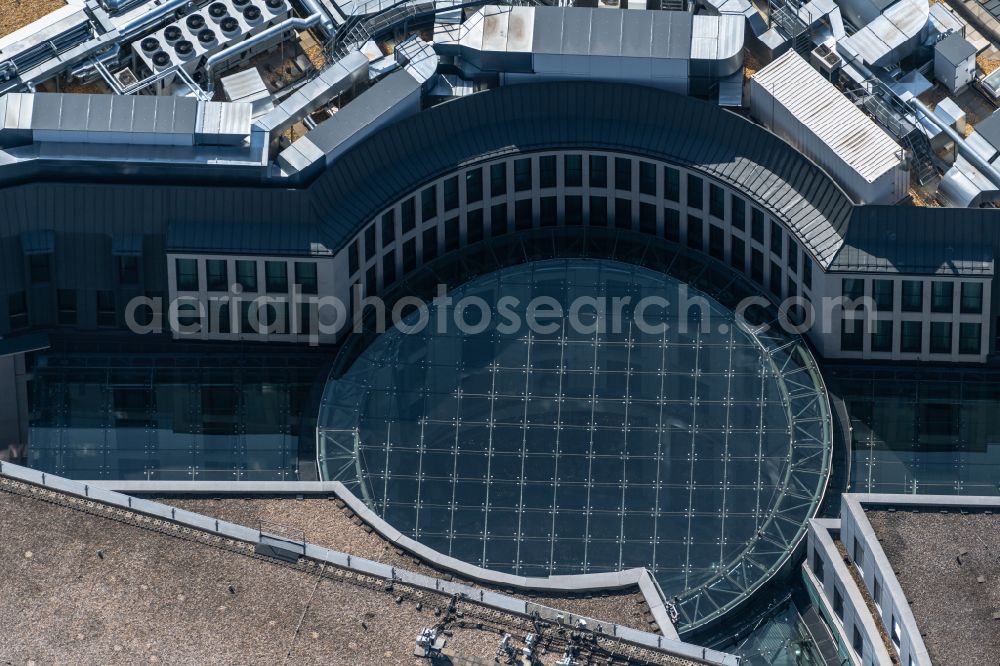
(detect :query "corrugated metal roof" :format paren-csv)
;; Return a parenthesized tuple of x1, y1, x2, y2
(306, 80, 855, 267)
(167, 221, 330, 255)
(832, 206, 995, 275)
(751, 51, 902, 184)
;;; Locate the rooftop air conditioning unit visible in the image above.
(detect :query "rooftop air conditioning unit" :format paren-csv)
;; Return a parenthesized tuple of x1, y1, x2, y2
(129, 0, 290, 92)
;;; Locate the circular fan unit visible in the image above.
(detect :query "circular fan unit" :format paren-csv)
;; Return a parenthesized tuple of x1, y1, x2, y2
(185, 14, 205, 30)
(152, 51, 171, 68)
(198, 28, 216, 44)
(242, 5, 261, 21)
(164, 25, 183, 42)
(140, 37, 160, 53)
(175, 40, 195, 57)
(208, 2, 228, 19)
(265, 0, 283, 10)
(220, 16, 240, 34)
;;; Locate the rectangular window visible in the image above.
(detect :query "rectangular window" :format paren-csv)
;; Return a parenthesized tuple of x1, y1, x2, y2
(833, 587, 844, 620)
(788, 242, 798, 273)
(664, 167, 680, 202)
(421, 186, 437, 221)
(709, 184, 724, 219)
(751, 249, 764, 284)
(465, 168, 483, 204)
(445, 217, 461, 251)
(639, 202, 656, 234)
(901, 321, 922, 353)
(812, 551, 825, 583)
(841, 318, 863, 352)
(540, 196, 557, 227)
(349, 242, 360, 280)
(871, 319, 893, 352)
(589, 155, 607, 188)
(931, 282, 954, 313)
(751, 208, 764, 243)
(664, 208, 680, 241)
(403, 238, 417, 273)
(365, 266, 376, 297)
(57, 289, 77, 326)
(931, 321, 951, 354)
(491, 203, 508, 236)
(423, 227, 438, 262)
(803, 259, 812, 290)
(236, 260, 258, 292)
(730, 236, 745, 272)
(295, 262, 318, 295)
(686, 174, 703, 209)
(589, 196, 608, 226)
(381, 210, 396, 247)
(364, 224, 376, 261)
(467, 208, 484, 243)
(709, 225, 725, 260)
(514, 158, 532, 192)
(490, 163, 507, 197)
(382, 250, 396, 287)
(852, 626, 864, 656)
(961, 282, 983, 314)
(206, 260, 228, 292)
(687, 215, 703, 251)
(96, 290, 116, 327)
(873, 279, 894, 311)
(28, 254, 50, 284)
(565, 154, 583, 187)
(118, 256, 140, 285)
(298, 302, 313, 337)
(443, 176, 459, 211)
(614, 198, 632, 230)
(639, 161, 657, 196)
(769, 262, 782, 297)
(842, 278, 865, 301)
(959, 322, 982, 355)
(176, 258, 199, 291)
(265, 261, 287, 293)
(853, 537, 864, 570)
(401, 197, 417, 233)
(566, 195, 583, 225)
(539, 155, 557, 188)
(731, 195, 746, 231)
(7, 291, 28, 331)
(769, 220, 783, 257)
(614, 157, 632, 191)
(873, 578, 883, 609)
(514, 199, 533, 230)
(901, 280, 923, 312)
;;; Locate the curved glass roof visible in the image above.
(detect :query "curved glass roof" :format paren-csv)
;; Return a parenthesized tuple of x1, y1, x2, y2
(319, 251, 831, 631)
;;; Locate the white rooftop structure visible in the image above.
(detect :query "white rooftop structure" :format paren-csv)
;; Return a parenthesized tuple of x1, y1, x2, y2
(750, 50, 907, 204)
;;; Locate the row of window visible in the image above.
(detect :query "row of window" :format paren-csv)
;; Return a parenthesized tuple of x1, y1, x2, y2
(174, 258, 318, 295)
(23, 253, 143, 286)
(346, 192, 814, 307)
(349, 154, 803, 286)
(6, 289, 118, 331)
(842, 278, 983, 315)
(841, 319, 982, 355)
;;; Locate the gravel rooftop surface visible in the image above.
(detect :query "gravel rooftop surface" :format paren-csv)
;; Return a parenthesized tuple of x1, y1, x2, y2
(0, 0, 66, 39)
(0, 480, 697, 665)
(165, 497, 654, 633)
(866, 509, 1000, 666)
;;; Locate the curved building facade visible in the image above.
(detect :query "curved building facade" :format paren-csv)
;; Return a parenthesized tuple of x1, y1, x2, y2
(0, 77, 996, 637)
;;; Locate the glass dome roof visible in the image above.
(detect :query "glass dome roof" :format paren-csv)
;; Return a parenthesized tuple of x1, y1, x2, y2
(318, 256, 831, 631)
